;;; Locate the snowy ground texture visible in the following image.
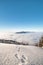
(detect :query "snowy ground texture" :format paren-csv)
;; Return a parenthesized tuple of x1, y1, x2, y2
(0, 43, 43, 65)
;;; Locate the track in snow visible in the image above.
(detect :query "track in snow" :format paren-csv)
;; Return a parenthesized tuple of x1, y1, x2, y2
(0, 43, 43, 65)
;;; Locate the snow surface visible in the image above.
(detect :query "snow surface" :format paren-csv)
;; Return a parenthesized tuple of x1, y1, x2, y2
(0, 43, 43, 65)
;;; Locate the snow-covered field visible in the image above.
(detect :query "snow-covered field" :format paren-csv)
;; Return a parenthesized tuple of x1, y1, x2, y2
(0, 43, 43, 65)
(0, 32, 43, 65)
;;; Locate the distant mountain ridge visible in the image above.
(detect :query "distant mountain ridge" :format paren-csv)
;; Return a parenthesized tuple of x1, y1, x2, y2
(15, 31, 34, 34)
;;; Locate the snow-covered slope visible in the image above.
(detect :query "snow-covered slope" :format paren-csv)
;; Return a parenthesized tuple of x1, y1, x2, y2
(0, 32, 43, 65)
(0, 43, 43, 65)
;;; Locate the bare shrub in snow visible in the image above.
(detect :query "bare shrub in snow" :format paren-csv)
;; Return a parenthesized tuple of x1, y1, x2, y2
(39, 36, 43, 47)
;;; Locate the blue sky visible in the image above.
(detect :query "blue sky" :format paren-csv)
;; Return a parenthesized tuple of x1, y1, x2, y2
(0, 0, 43, 32)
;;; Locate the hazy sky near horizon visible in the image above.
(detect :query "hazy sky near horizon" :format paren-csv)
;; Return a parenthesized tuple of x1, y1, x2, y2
(0, 0, 43, 32)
